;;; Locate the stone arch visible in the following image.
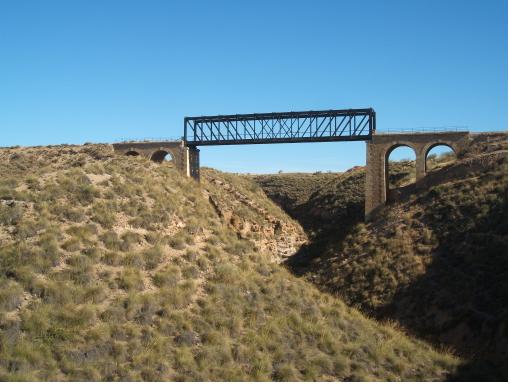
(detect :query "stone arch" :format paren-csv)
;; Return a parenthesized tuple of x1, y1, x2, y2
(125, 150, 140, 156)
(384, 143, 418, 195)
(150, 149, 176, 164)
(424, 142, 456, 172)
(365, 132, 471, 220)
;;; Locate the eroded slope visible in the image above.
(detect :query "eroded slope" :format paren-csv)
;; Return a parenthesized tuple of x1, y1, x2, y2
(253, 132, 508, 380)
(0, 144, 459, 381)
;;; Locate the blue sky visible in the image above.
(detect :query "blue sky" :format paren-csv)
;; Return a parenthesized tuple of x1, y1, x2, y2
(0, 0, 507, 173)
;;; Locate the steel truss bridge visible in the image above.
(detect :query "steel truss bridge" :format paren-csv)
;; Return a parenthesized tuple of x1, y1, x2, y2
(184, 108, 376, 146)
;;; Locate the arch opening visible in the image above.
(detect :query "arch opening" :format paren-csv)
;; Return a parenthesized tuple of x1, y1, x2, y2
(385, 144, 417, 196)
(125, 150, 139, 156)
(150, 150, 174, 165)
(425, 144, 455, 173)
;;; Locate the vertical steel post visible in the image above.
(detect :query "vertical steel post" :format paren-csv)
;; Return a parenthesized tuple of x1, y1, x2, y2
(184, 117, 188, 143)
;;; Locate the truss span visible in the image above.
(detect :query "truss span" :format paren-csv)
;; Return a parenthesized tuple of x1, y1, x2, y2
(184, 108, 376, 146)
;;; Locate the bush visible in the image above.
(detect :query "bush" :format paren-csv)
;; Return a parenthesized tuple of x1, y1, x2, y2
(142, 246, 165, 270)
(100, 231, 121, 250)
(91, 203, 116, 229)
(0, 279, 24, 311)
(184, 249, 198, 262)
(101, 251, 122, 266)
(60, 237, 81, 252)
(169, 235, 186, 250)
(153, 266, 181, 288)
(0, 204, 23, 226)
(120, 232, 142, 251)
(117, 269, 144, 291)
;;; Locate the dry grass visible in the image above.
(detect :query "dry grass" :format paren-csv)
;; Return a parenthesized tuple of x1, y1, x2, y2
(252, 134, 508, 381)
(0, 144, 462, 381)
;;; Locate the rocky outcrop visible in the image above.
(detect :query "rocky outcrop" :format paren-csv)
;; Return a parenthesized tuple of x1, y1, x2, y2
(202, 172, 307, 262)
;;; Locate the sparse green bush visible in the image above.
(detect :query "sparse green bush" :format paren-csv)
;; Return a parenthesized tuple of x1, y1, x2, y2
(153, 266, 181, 288)
(117, 268, 144, 291)
(223, 238, 254, 255)
(122, 252, 145, 269)
(142, 245, 165, 270)
(100, 230, 121, 250)
(0, 279, 24, 311)
(204, 244, 221, 261)
(182, 265, 200, 279)
(169, 234, 186, 250)
(66, 224, 97, 242)
(0, 204, 23, 226)
(50, 204, 85, 222)
(184, 249, 198, 262)
(60, 237, 81, 252)
(14, 218, 44, 240)
(120, 231, 142, 251)
(91, 203, 116, 229)
(213, 263, 239, 283)
(101, 251, 122, 266)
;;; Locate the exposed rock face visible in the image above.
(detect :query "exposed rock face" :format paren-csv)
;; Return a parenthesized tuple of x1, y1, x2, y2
(202, 171, 307, 263)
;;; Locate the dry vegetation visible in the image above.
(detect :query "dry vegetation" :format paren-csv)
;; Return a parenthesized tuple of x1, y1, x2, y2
(0, 144, 461, 380)
(253, 132, 508, 381)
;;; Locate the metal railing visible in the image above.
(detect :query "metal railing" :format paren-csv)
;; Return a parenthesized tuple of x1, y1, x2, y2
(116, 136, 183, 143)
(377, 126, 468, 134)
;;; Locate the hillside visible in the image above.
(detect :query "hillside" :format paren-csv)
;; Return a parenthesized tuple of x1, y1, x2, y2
(252, 132, 508, 381)
(0, 144, 461, 381)
(252, 171, 363, 239)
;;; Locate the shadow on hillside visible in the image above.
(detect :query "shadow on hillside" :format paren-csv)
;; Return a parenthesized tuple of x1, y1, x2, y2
(282, 202, 364, 277)
(267, 158, 508, 381)
(378, 175, 508, 381)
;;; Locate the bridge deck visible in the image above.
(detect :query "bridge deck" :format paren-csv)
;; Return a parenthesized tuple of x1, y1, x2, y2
(184, 108, 375, 146)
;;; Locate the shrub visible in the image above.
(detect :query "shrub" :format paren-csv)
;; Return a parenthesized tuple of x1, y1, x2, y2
(66, 224, 97, 241)
(182, 265, 200, 279)
(14, 218, 43, 240)
(196, 256, 209, 271)
(75, 184, 100, 205)
(60, 237, 81, 252)
(153, 266, 181, 288)
(169, 235, 186, 250)
(142, 246, 165, 270)
(213, 263, 239, 284)
(0, 279, 24, 311)
(120, 231, 142, 251)
(223, 239, 254, 255)
(0, 204, 23, 226)
(184, 249, 198, 262)
(91, 203, 116, 229)
(204, 244, 221, 261)
(101, 251, 122, 266)
(63, 207, 86, 222)
(100, 231, 121, 250)
(117, 269, 144, 291)
(144, 232, 161, 245)
(122, 252, 145, 269)
(37, 233, 60, 270)
(273, 363, 300, 381)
